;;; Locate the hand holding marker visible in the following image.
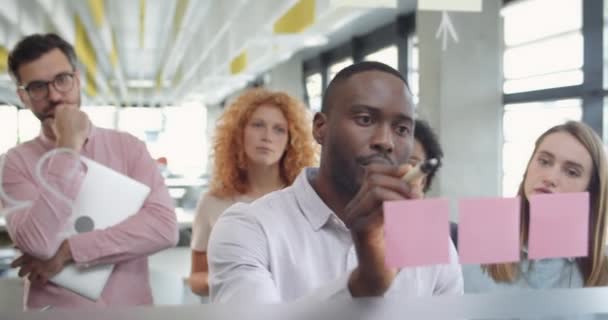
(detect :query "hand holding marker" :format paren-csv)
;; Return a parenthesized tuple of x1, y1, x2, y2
(402, 158, 439, 183)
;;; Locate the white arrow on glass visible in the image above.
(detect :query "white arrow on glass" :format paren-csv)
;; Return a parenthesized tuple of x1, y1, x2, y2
(435, 11, 459, 51)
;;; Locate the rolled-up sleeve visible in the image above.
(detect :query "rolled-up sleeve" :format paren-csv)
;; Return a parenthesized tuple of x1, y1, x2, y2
(3, 150, 86, 259)
(68, 138, 178, 267)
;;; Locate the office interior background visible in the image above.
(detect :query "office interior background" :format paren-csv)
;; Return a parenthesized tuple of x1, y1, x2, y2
(0, 0, 607, 314)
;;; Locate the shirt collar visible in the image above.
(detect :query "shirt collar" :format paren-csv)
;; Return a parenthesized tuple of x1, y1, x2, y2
(293, 168, 337, 231)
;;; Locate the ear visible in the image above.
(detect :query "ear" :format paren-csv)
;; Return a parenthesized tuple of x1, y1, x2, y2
(16, 89, 29, 108)
(312, 112, 328, 146)
(74, 69, 81, 89)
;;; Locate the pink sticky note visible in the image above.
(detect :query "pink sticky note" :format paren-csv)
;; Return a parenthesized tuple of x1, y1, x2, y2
(458, 197, 520, 264)
(384, 199, 450, 267)
(528, 192, 589, 260)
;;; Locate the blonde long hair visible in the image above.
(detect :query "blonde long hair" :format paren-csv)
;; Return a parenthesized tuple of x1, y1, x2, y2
(484, 121, 608, 286)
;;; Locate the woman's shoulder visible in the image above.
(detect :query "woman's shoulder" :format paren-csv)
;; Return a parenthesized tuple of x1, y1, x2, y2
(199, 192, 233, 206)
(199, 191, 257, 209)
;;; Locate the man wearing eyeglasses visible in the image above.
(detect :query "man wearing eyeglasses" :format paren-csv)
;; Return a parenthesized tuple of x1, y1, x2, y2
(1, 33, 178, 309)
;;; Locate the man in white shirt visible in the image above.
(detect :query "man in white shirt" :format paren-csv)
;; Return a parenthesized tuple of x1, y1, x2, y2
(208, 61, 463, 303)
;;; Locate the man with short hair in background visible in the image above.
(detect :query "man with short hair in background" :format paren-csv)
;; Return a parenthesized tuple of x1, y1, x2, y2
(2, 33, 178, 309)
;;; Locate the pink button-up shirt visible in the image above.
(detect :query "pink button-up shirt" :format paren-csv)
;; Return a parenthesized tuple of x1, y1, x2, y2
(1, 125, 178, 309)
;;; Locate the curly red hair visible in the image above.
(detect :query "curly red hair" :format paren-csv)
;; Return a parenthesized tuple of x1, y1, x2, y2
(209, 88, 317, 198)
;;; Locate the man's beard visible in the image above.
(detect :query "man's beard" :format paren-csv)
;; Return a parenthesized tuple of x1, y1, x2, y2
(327, 141, 361, 198)
(33, 95, 80, 122)
(33, 103, 58, 122)
(327, 141, 398, 200)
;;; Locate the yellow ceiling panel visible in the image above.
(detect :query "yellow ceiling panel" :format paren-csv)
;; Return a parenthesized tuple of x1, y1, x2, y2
(274, 0, 315, 34)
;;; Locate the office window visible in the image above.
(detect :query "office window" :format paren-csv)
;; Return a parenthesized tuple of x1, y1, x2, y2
(160, 105, 207, 178)
(118, 107, 164, 142)
(605, 99, 608, 142)
(7, 106, 115, 150)
(305, 73, 322, 112)
(502, 0, 586, 196)
(117, 105, 207, 178)
(364, 45, 398, 70)
(328, 58, 353, 84)
(82, 106, 117, 129)
(502, 99, 582, 196)
(0, 106, 18, 155)
(1, 106, 116, 154)
(603, 0, 608, 89)
(502, 0, 583, 94)
(407, 35, 419, 104)
(18, 110, 39, 143)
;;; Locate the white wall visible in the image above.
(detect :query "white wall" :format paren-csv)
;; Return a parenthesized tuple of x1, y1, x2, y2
(417, 2, 503, 219)
(265, 54, 305, 102)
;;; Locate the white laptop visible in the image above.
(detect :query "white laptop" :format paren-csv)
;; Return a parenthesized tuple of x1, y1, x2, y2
(50, 157, 151, 300)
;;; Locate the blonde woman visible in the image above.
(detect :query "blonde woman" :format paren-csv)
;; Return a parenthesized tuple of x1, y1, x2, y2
(465, 121, 608, 292)
(189, 88, 316, 296)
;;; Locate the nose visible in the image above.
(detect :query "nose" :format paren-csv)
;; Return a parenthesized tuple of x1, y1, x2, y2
(47, 83, 62, 102)
(370, 123, 394, 154)
(540, 167, 559, 189)
(262, 126, 271, 142)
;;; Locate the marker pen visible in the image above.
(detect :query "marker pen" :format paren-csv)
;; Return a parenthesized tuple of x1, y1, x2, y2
(402, 158, 439, 183)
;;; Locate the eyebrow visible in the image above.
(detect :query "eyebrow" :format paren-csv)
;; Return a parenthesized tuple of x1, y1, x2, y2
(349, 104, 413, 125)
(250, 117, 287, 127)
(350, 104, 377, 114)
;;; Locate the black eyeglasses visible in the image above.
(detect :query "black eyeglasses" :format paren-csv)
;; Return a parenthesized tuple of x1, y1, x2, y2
(18, 72, 76, 101)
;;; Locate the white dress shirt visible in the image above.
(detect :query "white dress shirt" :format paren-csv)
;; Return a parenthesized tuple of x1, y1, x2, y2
(208, 168, 463, 303)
